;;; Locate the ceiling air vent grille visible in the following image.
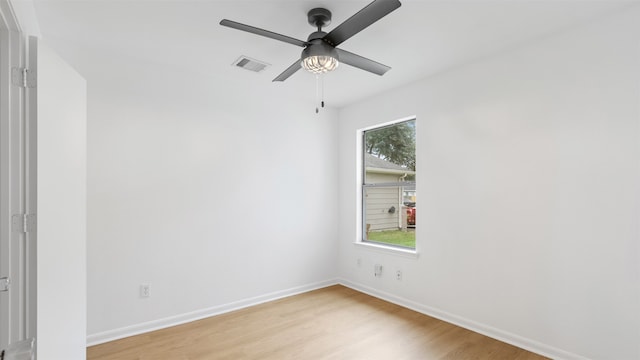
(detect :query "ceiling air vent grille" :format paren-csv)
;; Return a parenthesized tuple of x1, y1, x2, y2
(232, 56, 270, 73)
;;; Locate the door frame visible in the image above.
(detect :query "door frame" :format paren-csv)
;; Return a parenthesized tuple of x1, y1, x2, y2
(0, 0, 31, 350)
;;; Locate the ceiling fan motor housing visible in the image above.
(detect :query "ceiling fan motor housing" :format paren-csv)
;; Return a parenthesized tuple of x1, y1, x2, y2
(302, 39, 339, 62)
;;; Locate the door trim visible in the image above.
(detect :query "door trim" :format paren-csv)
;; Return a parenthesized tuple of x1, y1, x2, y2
(0, 0, 29, 350)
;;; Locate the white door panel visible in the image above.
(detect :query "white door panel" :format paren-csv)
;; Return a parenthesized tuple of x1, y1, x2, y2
(31, 37, 87, 360)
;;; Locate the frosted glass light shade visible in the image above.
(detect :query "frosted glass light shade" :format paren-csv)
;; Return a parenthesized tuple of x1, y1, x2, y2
(301, 55, 339, 74)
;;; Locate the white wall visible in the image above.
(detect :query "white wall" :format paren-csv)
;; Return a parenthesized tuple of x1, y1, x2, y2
(338, 6, 639, 360)
(85, 59, 339, 342)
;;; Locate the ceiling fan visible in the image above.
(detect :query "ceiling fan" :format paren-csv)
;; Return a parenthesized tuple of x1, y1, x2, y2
(220, 0, 402, 82)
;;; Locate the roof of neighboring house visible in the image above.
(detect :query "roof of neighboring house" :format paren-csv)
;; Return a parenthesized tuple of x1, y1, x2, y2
(365, 153, 415, 175)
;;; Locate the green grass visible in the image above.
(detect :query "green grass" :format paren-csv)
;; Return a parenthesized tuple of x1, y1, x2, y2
(366, 229, 415, 248)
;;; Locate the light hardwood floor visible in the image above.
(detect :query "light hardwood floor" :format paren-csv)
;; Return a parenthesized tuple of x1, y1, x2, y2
(87, 285, 547, 360)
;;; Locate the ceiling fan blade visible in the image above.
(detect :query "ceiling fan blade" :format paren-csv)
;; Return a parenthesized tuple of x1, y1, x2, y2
(323, 0, 401, 47)
(220, 19, 307, 48)
(273, 60, 302, 82)
(336, 49, 391, 76)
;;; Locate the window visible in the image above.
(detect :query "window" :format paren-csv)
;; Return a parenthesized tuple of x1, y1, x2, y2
(362, 119, 416, 249)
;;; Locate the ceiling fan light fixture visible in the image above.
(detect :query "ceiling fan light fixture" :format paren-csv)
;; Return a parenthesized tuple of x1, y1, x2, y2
(301, 41, 340, 74)
(302, 55, 339, 74)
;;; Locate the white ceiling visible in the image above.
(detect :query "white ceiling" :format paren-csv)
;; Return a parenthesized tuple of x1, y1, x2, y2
(32, 0, 633, 108)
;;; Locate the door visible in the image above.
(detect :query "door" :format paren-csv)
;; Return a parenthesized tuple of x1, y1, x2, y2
(30, 36, 87, 360)
(1, 12, 87, 358)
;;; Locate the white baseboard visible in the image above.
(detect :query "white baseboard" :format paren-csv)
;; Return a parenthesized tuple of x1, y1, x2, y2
(86, 279, 339, 347)
(88, 278, 588, 360)
(337, 278, 589, 360)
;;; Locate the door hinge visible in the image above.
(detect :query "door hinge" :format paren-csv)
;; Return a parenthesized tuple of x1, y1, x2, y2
(11, 67, 36, 88)
(0, 277, 10, 292)
(12, 214, 36, 233)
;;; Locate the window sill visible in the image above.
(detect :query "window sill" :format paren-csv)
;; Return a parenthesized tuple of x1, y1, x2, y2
(353, 241, 419, 259)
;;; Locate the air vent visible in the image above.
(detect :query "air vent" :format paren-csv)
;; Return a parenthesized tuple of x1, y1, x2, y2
(232, 56, 270, 73)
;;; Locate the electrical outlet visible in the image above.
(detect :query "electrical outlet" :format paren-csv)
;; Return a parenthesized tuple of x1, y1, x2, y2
(374, 264, 383, 277)
(356, 258, 362, 267)
(395, 269, 403, 281)
(140, 284, 150, 298)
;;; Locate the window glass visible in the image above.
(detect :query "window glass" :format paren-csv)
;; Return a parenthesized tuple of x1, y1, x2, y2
(362, 119, 416, 249)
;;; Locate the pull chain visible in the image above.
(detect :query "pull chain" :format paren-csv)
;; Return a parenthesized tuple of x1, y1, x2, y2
(321, 73, 325, 109)
(315, 74, 326, 114)
(315, 74, 320, 114)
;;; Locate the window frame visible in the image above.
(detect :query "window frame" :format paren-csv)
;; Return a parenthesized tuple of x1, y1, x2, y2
(357, 117, 418, 256)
